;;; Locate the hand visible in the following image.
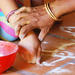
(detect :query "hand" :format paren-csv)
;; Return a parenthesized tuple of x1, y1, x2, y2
(18, 32, 41, 64)
(9, 6, 54, 41)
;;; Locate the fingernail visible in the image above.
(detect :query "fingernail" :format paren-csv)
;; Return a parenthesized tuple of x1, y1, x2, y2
(39, 37, 43, 41)
(40, 39, 43, 41)
(20, 35, 25, 39)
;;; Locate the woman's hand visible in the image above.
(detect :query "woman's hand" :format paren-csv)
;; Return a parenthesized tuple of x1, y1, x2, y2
(18, 31, 41, 64)
(9, 6, 54, 41)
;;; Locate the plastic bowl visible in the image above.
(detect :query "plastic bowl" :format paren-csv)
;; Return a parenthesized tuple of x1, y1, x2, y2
(0, 41, 18, 73)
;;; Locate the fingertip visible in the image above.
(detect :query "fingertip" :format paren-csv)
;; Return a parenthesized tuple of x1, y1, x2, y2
(38, 36, 43, 41)
(36, 58, 40, 64)
(19, 34, 25, 40)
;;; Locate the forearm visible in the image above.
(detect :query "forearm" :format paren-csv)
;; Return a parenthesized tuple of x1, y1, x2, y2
(0, 0, 18, 16)
(50, 0, 75, 18)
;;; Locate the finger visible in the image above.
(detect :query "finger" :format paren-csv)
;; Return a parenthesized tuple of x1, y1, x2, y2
(15, 7, 31, 15)
(38, 27, 50, 41)
(19, 25, 34, 39)
(36, 46, 41, 64)
(11, 13, 28, 23)
(14, 17, 30, 26)
(15, 24, 22, 36)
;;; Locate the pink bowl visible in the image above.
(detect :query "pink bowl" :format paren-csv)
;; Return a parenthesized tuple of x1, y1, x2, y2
(0, 41, 18, 73)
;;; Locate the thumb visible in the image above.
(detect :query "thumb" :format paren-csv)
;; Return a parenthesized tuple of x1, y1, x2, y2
(19, 25, 33, 40)
(38, 27, 50, 41)
(15, 24, 21, 36)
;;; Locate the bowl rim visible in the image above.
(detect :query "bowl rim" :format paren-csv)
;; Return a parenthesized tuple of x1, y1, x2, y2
(0, 41, 18, 57)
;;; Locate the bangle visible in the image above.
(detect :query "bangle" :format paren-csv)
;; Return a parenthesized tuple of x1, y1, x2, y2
(44, 3, 61, 21)
(6, 9, 17, 22)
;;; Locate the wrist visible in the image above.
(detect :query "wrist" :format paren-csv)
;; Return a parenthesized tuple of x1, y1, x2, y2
(50, 2, 63, 18)
(7, 9, 17, 22)
(50, 0, 75, 18)
(49, 0, 71, 18)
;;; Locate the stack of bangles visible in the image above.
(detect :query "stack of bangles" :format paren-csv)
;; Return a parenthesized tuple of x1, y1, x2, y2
(44, 3, 61, 21)
(6, 9, 17, 22)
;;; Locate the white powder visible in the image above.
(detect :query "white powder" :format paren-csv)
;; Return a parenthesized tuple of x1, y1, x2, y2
(45, 68, 71, 74)
(40, 43, 75, 66)
(40, 51, 75, 66)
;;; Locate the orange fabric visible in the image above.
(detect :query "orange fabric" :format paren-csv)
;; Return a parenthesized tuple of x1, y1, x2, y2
(23, 0, 31, 6)
(44, 0, 55, 3)
(17, 0, 31, 6)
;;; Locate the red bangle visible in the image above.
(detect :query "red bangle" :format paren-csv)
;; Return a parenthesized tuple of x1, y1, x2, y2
(6, 9, 17, 22)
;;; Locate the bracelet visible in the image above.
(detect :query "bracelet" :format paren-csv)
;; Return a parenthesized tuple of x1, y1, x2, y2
(44, 3, 61, 21)
(6, 9, 17, 22)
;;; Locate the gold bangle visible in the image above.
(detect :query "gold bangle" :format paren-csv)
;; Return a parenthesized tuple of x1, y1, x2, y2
(46, 3, 58, 20)
(45, 3, 61, 21)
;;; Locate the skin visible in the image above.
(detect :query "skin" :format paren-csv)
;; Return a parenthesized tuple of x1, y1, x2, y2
(9, 6, 54, 41)
(18, 31, 41, 63)
(0, 0, 18, 16)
